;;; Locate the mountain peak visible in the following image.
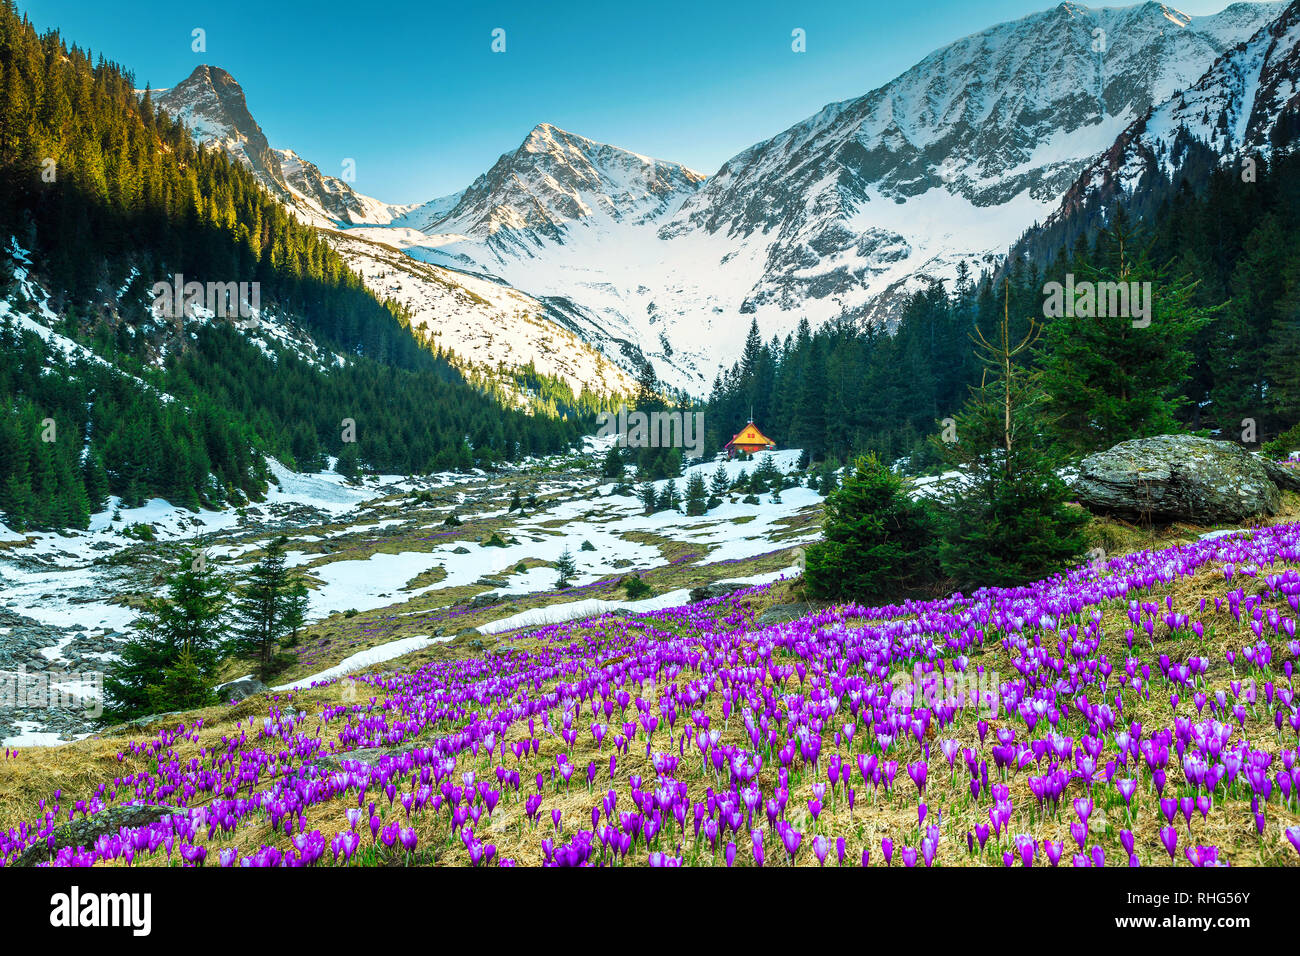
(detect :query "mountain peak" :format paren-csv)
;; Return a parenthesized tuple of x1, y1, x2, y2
(156, 64, 283, 197)
(420, 124, 705, 239)
(154, 65, 406, 228)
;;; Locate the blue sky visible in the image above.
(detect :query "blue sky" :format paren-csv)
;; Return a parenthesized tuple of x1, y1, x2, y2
(22, 0, 1258, 203)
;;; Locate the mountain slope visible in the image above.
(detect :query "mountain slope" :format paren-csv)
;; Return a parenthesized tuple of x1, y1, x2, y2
(1027, 0, 1300, 247)
(325, 229, 638, 397)
(394, 2, 1281, 393)
(155, 66, 411, 227)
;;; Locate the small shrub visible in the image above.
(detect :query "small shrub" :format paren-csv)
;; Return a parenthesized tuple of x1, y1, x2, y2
(621, 575, 652, 600)
(805, 454, 941, 603)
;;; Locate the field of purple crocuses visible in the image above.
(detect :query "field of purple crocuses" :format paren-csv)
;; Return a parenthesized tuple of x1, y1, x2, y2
(2, 523, 1299, 867)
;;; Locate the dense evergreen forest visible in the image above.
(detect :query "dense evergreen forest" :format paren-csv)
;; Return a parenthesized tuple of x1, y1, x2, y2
(705, 149, 1300, 469)
(0, 1, 597, 531)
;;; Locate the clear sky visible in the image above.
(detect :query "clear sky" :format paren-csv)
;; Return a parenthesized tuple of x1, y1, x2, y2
(20, 0, 1263, 204)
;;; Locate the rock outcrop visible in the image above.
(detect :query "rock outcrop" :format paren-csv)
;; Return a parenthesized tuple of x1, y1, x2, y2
(1074, 435, 1287, 523)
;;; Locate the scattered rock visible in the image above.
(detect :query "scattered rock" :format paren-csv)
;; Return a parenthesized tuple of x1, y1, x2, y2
(1261, 457, 1300, 493)
(755, 603, 812, 626)
(1074, 435, 1284, 524)
(689, 582, 747, 603)
(215, 676, 269, 702)
(11, 804, 183, 866)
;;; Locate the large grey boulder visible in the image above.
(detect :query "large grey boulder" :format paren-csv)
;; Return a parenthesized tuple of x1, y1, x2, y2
(11, 803, 182, 866)
(755, 603, 812, 627)
(1261, 457, 1300, 493)
(1074, 435, 1284, 523)
(215, 676, 269, 702)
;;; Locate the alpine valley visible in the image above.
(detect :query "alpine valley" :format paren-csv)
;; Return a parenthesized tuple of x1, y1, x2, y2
(155, 1, 1288, 393)
(4, 0, 1300, 881)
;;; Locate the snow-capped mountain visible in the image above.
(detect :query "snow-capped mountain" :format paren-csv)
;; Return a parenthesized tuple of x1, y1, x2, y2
(391, 2, 1280, 393)
(1043, 0, 1300, 229)
(153, 4, 1287, 397)
(325, 229, 639, 398)
(154, 67, 636, 393)
(664, 2, 1283, 310)
(394, 123, 706, 257)
(154, 66, 412, 228)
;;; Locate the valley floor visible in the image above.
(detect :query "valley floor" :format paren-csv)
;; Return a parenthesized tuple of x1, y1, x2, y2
(0, 440, 815, 745)
(0, 453, 1298, 867)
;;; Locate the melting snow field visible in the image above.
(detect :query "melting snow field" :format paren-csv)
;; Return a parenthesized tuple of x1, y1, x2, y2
(0, 440, 823, 747)
(272, 635, 448, 692)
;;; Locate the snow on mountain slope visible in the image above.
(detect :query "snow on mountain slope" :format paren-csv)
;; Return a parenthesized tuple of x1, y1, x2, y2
(326, 230, 637, 398)
(1047, 0, 1300, 222)
(150, 4, 1285, 398)
(393, 2, 1280, 394)
(154, 66, 412, 228)
(415, 123, 706, 246)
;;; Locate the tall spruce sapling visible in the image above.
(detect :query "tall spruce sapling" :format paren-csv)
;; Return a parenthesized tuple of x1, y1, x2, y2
(935, 283, 1089, 588)
(684, 470, 709, 516)
(229, 535, 298, 680)
(709, 464, 730, 497)
(103, 549, 228, 722)
(554, 546, 577, 589)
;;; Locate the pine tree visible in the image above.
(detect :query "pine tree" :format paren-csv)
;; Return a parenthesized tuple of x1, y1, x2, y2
(1039, 213, 1210, 454)
(282, 579, 310, 646)
(228, 535, 293, 680)
(336, 445, 362, 482)
(637, 479, 657, 515)
(658, 478, 679, 512)
(103, 549, 227, 721)
(935, 286, 1088, 588)
(146, 647, 214, 714)
(684, 470, 708, 516)
(709, 463, 730, 497)
(805, 453, 941, 602)
(602, 445, 624, 480)
(554, 546, 577, 589)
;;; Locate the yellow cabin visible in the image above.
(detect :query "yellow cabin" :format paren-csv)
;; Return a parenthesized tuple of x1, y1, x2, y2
(724, 421, 776, 459)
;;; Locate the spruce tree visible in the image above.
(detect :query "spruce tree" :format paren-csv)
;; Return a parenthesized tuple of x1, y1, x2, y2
(1038, 212, 1210, 454)
(601, 445, 623, 480)
(936, 286, 1088, 589)
(554, 546, 577, 589)
(229, 535, 293, 680)
(103, 549, 227, 721)
(709, 463, 730, 497)
(684, 471, 708, 516)
(804, 453, 941, 603)
(638, 479, 657, 515)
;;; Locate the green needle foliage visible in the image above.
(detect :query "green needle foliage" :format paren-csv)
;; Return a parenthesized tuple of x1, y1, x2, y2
(804, 453, 940, 603)
(1038, 210, 1212, 455)
(103, 549, 228, 721)
(935, 286, 1088, 589)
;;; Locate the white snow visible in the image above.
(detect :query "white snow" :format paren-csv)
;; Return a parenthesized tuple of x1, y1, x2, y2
(271, 635, 447, 691)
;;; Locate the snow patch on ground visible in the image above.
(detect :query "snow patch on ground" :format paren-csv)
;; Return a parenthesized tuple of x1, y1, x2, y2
(272, 634, 447, 691)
